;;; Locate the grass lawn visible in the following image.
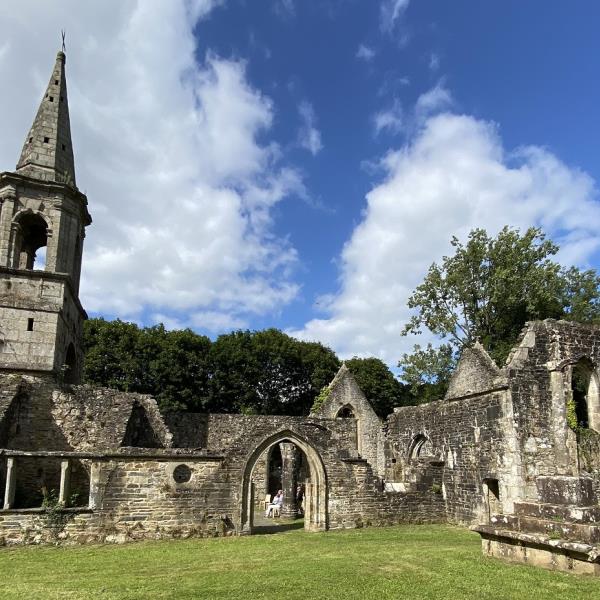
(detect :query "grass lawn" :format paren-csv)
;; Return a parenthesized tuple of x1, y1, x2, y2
(1, 524, 599, 599)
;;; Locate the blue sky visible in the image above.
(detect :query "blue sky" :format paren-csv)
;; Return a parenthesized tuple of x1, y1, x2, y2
(1, 1, 600, 365)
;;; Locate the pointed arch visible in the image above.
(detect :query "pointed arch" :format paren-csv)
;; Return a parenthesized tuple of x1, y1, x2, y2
(408, 433, 432, 461)
(240, 429, 328, 534)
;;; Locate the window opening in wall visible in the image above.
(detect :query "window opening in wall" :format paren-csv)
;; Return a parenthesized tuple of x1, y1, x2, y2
(61, 144, 66, 151)
(54, 79, 58, 84)
(27, 318, 34, 332)
(43, 137, 49, 143)
(28, 137, 33, 143)
(336, 405, 356, 419)
(408, 434, 431, 461)
(63, 343, 77, 385)
(173, 464, 192, 484)
(15, 212, 48, 270)
(568, 358, 600, 433)
(49, 96, 54, 102)
(484, 478, 501, 523)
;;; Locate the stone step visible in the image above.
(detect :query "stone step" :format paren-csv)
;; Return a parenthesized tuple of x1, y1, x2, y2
(514, 501, 600, 524)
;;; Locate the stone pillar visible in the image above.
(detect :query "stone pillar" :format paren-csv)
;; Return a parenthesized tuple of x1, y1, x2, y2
(58, 459, 71, 506)
(3, 457, 17, 509)
(279, 442, 298, 518)
(88, 461, 104, 510)
(0, 191, 15, 266)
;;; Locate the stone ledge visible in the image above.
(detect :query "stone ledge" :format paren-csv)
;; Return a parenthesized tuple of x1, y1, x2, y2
(474, 524, 600, 562)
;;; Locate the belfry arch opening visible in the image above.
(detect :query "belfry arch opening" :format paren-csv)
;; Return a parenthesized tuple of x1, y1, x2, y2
(570, 358, 600, 432)
(241, 431, 327, 534)
(13, 212, 48, 270)
(336, 404, 363, 455)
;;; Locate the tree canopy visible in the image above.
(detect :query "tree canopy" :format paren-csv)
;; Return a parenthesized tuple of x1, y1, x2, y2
(83, 320, 343, 415)
(345, 357, 411, 417)
(400, 226, 600, 399)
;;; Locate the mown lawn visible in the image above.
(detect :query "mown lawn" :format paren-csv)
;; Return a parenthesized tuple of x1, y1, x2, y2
(1, 524, 599, 599)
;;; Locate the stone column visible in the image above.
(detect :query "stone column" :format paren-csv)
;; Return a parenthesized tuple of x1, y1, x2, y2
(279, 442, 298, 518)
(0, 192, 15, 266)
(3, 457, 17, 509)
(58, 459, 71, 506)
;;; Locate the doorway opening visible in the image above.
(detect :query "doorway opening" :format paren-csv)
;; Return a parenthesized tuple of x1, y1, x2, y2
(241, 431, 327, 535)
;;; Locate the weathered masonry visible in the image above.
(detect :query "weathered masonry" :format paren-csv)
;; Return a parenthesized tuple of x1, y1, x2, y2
(0, 49, 599, 577)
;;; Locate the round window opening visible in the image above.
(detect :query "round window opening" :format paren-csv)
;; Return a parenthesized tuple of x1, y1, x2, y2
(173, 464, 192, 484)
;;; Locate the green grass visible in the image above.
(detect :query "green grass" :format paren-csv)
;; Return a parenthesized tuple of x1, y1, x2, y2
(1, 524, 599, 599)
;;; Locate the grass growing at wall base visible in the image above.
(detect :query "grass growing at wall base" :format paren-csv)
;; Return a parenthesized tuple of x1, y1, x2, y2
(1, 524, 599, 599)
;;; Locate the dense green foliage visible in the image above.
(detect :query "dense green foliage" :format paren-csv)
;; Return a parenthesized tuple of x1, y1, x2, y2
(400, 227, 600, 398)
(83, 321, 411, 415)
(345, 357, 411, 416)
(84, 321, 342, 415)
(398, 343, 456, 405)
(1, 525, 599, 599)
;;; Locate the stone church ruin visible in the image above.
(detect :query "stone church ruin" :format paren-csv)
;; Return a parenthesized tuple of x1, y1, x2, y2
(1, 49, 599, 576)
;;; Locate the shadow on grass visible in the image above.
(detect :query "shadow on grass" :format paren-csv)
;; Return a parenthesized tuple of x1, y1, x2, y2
(252, 517, 305, 535)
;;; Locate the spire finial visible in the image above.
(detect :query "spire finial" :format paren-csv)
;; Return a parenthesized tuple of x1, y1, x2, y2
(61, 30, 66, 53)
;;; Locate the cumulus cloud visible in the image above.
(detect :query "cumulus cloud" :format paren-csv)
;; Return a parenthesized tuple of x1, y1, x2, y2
(356, 44, 376, 61)
(380, 0, 410, 33)
(0, 0, 302, 332)
(298, 101, 323, 156)
(292, 113, 600, 364)
(374, 81, 452, 137)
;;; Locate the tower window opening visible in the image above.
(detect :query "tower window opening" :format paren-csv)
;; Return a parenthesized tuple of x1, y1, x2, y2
(27, 318, 34, 332)
(49, 97, 54, 102)
(14, 212, 48, 270)
(62, 144, 66, 151)
(54, 80, 58, 85)
(28, 137, 33, 143)
(43, 137, 49, 143)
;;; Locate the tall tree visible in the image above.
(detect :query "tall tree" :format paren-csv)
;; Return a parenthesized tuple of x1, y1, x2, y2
(345, 357, 409, 417)
(401, 227, 600, 396)
(208, 329, 340, 415)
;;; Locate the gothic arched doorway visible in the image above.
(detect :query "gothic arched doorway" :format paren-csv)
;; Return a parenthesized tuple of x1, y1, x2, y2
(240, 430, 328, 534)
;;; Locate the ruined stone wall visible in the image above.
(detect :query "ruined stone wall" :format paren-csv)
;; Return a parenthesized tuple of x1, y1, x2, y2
(387, 392, 508, 525)
(505, 320, 600, 498)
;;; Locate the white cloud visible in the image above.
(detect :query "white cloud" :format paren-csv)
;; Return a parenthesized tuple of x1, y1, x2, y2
(0, 0, 302, 332)
(293, 113, 600, 365)
(356, 44, 376, 61)
(274, 0, 295, 19)
(298, 101, 323, 156)
(415, 81, 453, 120)
(429, 52, 440, 72)
(373, 99, 403, 135)
(380, 0, 410, 33)
(373, 81, 452, 137)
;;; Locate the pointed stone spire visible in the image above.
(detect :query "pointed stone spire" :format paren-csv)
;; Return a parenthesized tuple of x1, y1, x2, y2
(16, 50, 76, 187)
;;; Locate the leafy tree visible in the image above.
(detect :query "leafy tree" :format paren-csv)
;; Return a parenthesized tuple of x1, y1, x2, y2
(400, 227, 600, 398)
(83, 319, 211, 411)
(397, 343, 456, 405)
(344, 357, 409, 417)
(208, 329, 340, 415)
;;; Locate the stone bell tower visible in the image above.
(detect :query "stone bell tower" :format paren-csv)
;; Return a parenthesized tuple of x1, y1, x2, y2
(0, 49, 91, 382)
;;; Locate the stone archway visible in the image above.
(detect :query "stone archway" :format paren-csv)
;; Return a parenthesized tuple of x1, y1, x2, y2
(240, 430, 328, 534)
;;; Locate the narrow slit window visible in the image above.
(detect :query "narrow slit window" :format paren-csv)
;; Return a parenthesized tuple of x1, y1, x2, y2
(43, 137, 49, 143)
(49, 96, 54, 102)
(27, 318, 34, 332)
(54, 79, 58, 85)
(61, 144, 66, 151)
(28, 137, 33, 143)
